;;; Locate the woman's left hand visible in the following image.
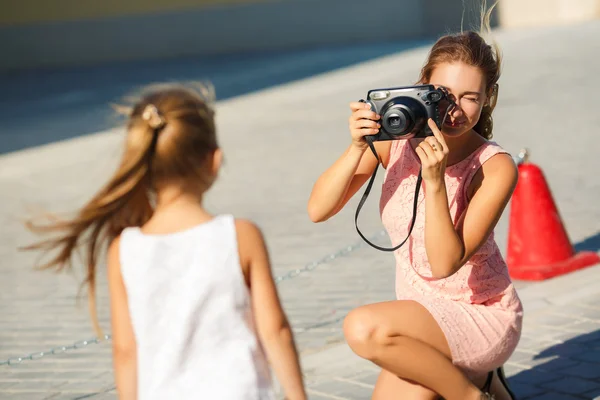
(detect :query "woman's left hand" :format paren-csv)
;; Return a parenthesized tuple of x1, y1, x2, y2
(414, 119, 449, 187)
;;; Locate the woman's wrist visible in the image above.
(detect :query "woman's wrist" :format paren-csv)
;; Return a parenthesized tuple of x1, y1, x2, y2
(349, 141, 368, 155)
(424, 178, 446, 194)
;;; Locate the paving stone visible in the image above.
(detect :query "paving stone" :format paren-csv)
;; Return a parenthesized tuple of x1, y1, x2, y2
(573, 351, 600, 365)
(584, 388, 600, 400)
(540, 376, 600, 396)
(506, 381, 546, 399)
(526, 393, 583, 400)
(563, 361, 600, 380)
(510, 369, 566, 386)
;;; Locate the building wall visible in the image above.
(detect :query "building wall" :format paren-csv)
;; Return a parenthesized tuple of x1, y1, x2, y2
(0, 0, 268, 25)
(0, 0, 496, 72)
(498, 0, 600, 28)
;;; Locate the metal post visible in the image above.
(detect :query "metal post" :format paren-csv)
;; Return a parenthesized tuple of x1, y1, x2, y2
(513, 148, 530, 166)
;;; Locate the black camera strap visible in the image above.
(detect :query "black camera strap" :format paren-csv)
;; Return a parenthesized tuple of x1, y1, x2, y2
(353, 94, 453, 252)
(354, 136, 422, 252)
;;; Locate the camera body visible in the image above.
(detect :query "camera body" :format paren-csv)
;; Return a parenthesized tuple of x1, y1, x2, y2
(362, 84, 448, 141)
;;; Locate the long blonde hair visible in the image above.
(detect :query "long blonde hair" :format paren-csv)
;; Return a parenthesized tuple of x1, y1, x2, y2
(23, 83, 218, 334)
(419, 0, 501, 139)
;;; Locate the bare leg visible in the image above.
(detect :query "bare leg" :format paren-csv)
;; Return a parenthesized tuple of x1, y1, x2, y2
(343, 300, 483, 400)
(372, 369, 439, 400)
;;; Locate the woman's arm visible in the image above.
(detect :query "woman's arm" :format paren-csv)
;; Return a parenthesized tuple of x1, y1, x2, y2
(307, 142, 390, 222)
(424, 154, 517, 278)
(107, 237, 138, 399)
(307, 102, 391, 222)
(416, 121, 518, 279)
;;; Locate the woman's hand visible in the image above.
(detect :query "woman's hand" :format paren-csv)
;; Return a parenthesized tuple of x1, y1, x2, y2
(348, 102, 381, 151)
(414, 119, 449, 188)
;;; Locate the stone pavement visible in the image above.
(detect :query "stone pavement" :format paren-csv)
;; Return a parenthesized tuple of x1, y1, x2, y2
(1, 20, 599, 399)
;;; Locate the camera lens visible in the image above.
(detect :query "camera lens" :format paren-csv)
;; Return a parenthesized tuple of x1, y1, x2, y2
(389, 116, 402, 127)
(382, 108, 412, 136)
(379, 95, 430, 138)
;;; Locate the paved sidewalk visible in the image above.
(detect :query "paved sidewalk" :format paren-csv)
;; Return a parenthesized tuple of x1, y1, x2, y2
(1, 20, 599, 400)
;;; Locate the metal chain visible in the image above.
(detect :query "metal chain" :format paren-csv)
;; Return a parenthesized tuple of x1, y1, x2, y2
(0, 335, 111, 366)
(295, 315, 347, 333)
(274, 230, 386, 283)
(0, 230, 386, 366)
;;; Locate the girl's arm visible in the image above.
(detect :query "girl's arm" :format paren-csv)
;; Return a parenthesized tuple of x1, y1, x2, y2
(236, 220, 306, 400)
(107, 237, 138, 399)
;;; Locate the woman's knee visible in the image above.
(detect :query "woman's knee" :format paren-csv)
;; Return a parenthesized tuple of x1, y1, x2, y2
(343, 306, 393, 359)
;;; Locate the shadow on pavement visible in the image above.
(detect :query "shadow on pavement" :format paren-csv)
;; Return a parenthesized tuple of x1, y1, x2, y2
(0, 39, 432, 155)
(508, 329, 600, 399)
(574, 232, 600, 254)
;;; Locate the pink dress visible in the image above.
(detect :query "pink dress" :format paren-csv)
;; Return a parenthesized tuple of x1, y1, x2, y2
(380, 139, 523, 378)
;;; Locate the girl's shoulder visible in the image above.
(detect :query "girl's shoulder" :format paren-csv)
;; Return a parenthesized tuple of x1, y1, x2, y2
(234, 218, 269, 286)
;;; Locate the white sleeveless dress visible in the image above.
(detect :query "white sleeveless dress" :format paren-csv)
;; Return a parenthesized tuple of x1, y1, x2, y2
(119, 214, 275, 399)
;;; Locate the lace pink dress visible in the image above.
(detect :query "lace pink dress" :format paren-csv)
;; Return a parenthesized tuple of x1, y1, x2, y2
(380, 139, 523, 377)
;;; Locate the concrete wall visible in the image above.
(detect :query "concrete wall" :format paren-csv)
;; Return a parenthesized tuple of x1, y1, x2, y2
(0, 0, 490, 72)
(0, 0, 267, 25)
(498, 0, 600, 28)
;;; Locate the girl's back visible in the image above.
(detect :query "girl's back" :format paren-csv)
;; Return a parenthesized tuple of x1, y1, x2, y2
(119, 214, 274, 399)
(26, 85, 305, 400)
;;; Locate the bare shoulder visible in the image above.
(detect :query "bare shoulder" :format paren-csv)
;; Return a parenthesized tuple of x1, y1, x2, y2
(234, 219, 265, 245)
(235, 218, 266, 258)
(470, 152, 518, 199)
(234, 219, 269, 285)
(107, 236, 122, 266)
(106, 235, 123, 285)
(482, 152, 518, 184)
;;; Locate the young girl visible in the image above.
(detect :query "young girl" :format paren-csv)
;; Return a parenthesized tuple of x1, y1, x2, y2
(307, 5, 522, 400)
(26, 83, 307, 400)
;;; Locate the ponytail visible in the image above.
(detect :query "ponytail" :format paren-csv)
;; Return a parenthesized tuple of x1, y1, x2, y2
(23, 112, 161, 334)
(24, 84, 218, 335)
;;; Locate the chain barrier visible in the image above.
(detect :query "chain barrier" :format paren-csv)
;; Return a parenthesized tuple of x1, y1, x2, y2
(0, 335, 112, 366)
(0, 230, 387, 366)
(274, 230, 386, 284)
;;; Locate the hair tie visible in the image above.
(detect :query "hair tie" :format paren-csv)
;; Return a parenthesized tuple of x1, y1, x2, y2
(142, 104, 166, 130)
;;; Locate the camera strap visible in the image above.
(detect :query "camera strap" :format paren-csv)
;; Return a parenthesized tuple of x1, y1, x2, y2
(353, 91, 453, 252)
(354, 136, 422, 252)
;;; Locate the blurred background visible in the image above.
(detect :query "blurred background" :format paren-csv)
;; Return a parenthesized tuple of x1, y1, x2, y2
(2, 0, 598, 154)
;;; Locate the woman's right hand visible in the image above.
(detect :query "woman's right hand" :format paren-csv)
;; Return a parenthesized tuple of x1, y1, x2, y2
(348, 101, 381, 151)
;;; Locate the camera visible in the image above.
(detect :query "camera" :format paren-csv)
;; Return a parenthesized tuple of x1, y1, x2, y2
(361, 84, 450, 141)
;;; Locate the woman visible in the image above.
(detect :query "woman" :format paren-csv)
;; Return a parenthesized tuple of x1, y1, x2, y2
(307, 13, 523, 400)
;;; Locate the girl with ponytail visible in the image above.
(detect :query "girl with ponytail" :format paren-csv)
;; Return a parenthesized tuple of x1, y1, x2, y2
(25, 83, 306, 400)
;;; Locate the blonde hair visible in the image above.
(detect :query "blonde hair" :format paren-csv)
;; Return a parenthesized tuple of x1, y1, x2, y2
(23, 82, 218, 334)
(419, 0, 501, 139)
